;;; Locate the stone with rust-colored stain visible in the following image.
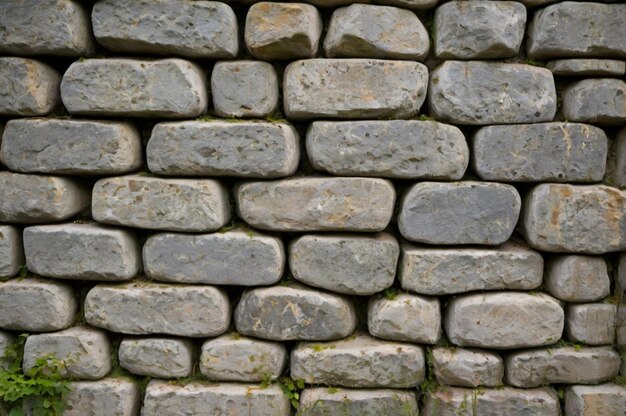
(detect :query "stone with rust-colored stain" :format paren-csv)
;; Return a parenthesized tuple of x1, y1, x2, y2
(545, 255, 611, 302)
(0, 58, 61, 116)
(298, 388, 418, 416)
(565, 384, 626, 416)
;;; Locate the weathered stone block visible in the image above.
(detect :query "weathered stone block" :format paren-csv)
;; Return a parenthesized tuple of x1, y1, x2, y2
(298, 388, 418, 416)
(429, 61, 556, 125)
(61, 59, 208, 118)
(373, 0, 438, 10)
(0, 331, 15, 370)
(566, 303, 616, 345)
(93, 0, 238, 58)
(398, 181, 521, 245)
(472, 122, 608, 182)
(235, 177, 395, 232)
(63, 378, 140, 416)
(284, 59, 428, 119)
(432, 347, 503, 388)
(85, 283, 230, 337)
(445, 292, 564, 349)
(608, 127, 626, 188)
(548, 59, 626, 77)
(546, 255, 611, 302)
(0, 58, 60, 116)
(144, 230, 284, 286)
(306, 120, 468, 180)
(565, 383, 626, 416)
(235, 284, 357, 341)
(119, 338, 194, 379)
(147, 121, 299, 178)
(0, 225, 23, 280)
(92, 175, 230, 232)
(289, 233, 399, 295)
(562, 79, 626, 125)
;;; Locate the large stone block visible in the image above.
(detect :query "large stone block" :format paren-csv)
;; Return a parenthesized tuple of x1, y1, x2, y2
(472, 123, 608, 182)
(92, 175, 230, 232)
(445, 292, 564, 349)
(562, 79, 626, 125)
(0, 58, 60, 116)
(93, 0, 238, 58)
(119, 338, 194, 379)
(565, 384, 626, 416)
(429, 61, 556, 125)
(545, 255, 611, 302)
(84, 283, 230, 337)
(566, 303, 616, 345)
(284, 59, 428, 119)
(306, 120, 468, 180)
(147, 121, 299, 178)
(398, 181, 521, 245)
(1, 119, 142, 175)
(298, 388, 418, 416)
(235, 284, 357, 341)
(63, 378, 140, 416)
(521, 184, 626, 253)
(0, 225, 23, 280)
(235, 177, 395, 232)
(144, 230, 284, 286)
(432, 347, 503, 388)
(548, 59, 626, 77)
(61, 59, 208, 118)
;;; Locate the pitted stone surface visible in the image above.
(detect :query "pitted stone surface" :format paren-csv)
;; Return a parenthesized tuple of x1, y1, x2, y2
(562, 79, 626, 125)
(0, 225, 23, 280)
(284, 59, 428, 119)
(565, 384, 626, 416)
(548, 59, 626, 76)
(147, 121, 299, 178)
(566, 303, 616, 345)
(545, 255, 611, 302)
(432, 347, 503, 388)
(306, 120, 468, 179)
(298, 388, 418, 416)
(93, 0, 238, 58)
(398, 181, 521, 245)
(63, 378, 140, 416)
(0, 58, 61, 116)
(119, 338, 194, 379)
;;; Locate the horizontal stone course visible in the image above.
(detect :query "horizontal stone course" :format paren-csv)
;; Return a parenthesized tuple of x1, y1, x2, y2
(547, 59, 626, 76)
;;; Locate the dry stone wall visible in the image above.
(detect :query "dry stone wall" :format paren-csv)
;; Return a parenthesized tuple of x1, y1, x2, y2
(0, 0, 625, 415)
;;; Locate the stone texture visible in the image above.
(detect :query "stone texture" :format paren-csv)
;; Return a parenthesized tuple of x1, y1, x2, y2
(144, 230, 284, 286)
(291, 332, 425, 388)
(0, 58, 60, 116)
(245, 2, 322, 60)
(608, 127, 626, 188)
(505, 347, 620, 388)
(23, 327, 111, 380)
(548, 59, 626, 76)
(92, 0, 238, 58)
(432, 347, 503, 388)
(562, 79, 626, 125)
(566, 303, 616, 345)
(399, 241, 543, 295)
(84, 283, 230, 337)
(306, 120, 468, 180)
(235, 177, 395, 232)
(0, 278, 77, 332)
(0, 331, 15, 370)
(429, 61, 556, 125)
(367, 293, 441, 344)
(0, 225, 23, 280)
(23, 224, 141, 281)
(618, 306, 626, 346)
(565, 383, 626, 416)
(284, 59, 428, 119)
(298, 388, 418, 416)
(289, 233, 399, 295)
(61, 59, 208, 118)
(63, 378, 140, 416)
(147, 121, 299, 178)
(527, 2, 626, 59)
(235, 283, 357, 341)
(619, 252, 626, 293)
(142, 381, 290, 416)
(1, 119, 142, 175)
(92, 175, 230, 232)
(324, 4, 429, 60)
(434, 1, 526, 59)
(373, 0, 437, 10)
(398, 181, 521, 245)
(472, 122, 608, 182)
(119, 338, 194, 379)
(521, 184, 626, 253)
(0, 0, 95, 56)
(546, 255, 611, 302)
(200, 333, 287, 382)
(445, 292, 564, 349)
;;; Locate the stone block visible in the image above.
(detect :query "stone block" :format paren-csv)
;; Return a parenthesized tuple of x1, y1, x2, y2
(0, 58, 60, 116)
(545, 255, 611, 302)
(565, 383, 626, 416)
(562, 79, 626, 125)
(608, 127, 626, 188)
(566, 303, 616, 345)
(0, 225, 24, 280)
(63, 378, 140, 416)
(432, 347, 503, 388)
(119, 338, 194, 379)
(373, 0, 437, 10)
(298, 388, 418, 416)
(548, 59, 626, 77)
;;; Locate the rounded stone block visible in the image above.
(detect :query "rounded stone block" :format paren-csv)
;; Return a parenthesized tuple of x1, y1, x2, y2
(566, 303, 616, 345)
(0, 58, 61, 116)
(545, 255, 610, 302)
(432, 347, 503, 388)
(119, 338, 194, 379)
(562, 79, 626, 125)
(548, 59, 626, 77)
(63, 378, 140, 416)
(0, 225, 24, 280)
(565, 383, 626, 416)
(298, 388, 418, 416)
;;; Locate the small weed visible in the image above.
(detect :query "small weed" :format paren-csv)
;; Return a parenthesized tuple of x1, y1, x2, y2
(418, 114, 435, 121)
(264, 112, 289, 124)
(196, 114, 216, 122)
(278, 377, 305, 410)
(383, 287, 398, 300)
(525, 59, 546, 67)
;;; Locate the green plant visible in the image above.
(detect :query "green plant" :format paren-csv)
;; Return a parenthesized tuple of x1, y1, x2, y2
(383, 287, 399, 300)
(278, 376, 305, 410)
(264, 112, 289, 124)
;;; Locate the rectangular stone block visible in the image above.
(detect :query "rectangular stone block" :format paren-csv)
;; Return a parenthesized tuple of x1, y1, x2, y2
(548, 59, 626, 77)
(565, 384, 626, 416)
(566, 303, 616, 345)
(432, 347, 503, 388)
(298, 388, 418, 416)
(0, 58, 61, 116)
(562, 79, 626, 125)
(63, 378, 140, 416)
(119, 338, 194, 379)
(0, 225, 24, 280)
(546, 255, 611, 302)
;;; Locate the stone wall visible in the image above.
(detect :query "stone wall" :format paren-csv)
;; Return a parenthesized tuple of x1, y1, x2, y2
(0, 0, 625, 415)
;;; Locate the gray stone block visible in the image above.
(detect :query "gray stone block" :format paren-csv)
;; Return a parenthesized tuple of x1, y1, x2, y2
(521, 184, 626, 253)
(289, 233, 399, 295)
(1, 119, 142, 175)
(85, 283, 230, 337)
(566, 303, 616, 345)
(61, 59, 208, 118)
(445, 292, 564, 349)
(562, 79, 626, 125)
(284, 59, 428, 119)
(398, 181, 521, 245)
(548, 59, 626, 77)
(0, 331, 15, 370)
(472, 122, 608, 182)
(372, 0, 438, 11)
(0, 58, 60, 116)
(92, 175, 230, 232)
(23, 326, 111, 380)
(144, 230, 284, 286)
(546, 255, 611, 302)
(23, 224, 141, 281)
(200, 333, 287, 382)
(367, 293, 441, 344)
(324, 4, 429, 60)
(291, 332, 425, 388)
(235, 177, 395, 232)
(434, 1, 526, 59)
(147, 121, 299, 178)
(429, 61, 556, 125)
(119, 338, 194, 379)
(298, 388, 418, 416)
(565, 383, 626, 416)
(93, 0, 238, 58)
(306, 120, 468, 180)
(0, 225, 24, 280)
(63, 378, 140, 416)
(432, 347, 503, 388)
(235, 283, 357, 341)
(608, 127, 626, 188)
